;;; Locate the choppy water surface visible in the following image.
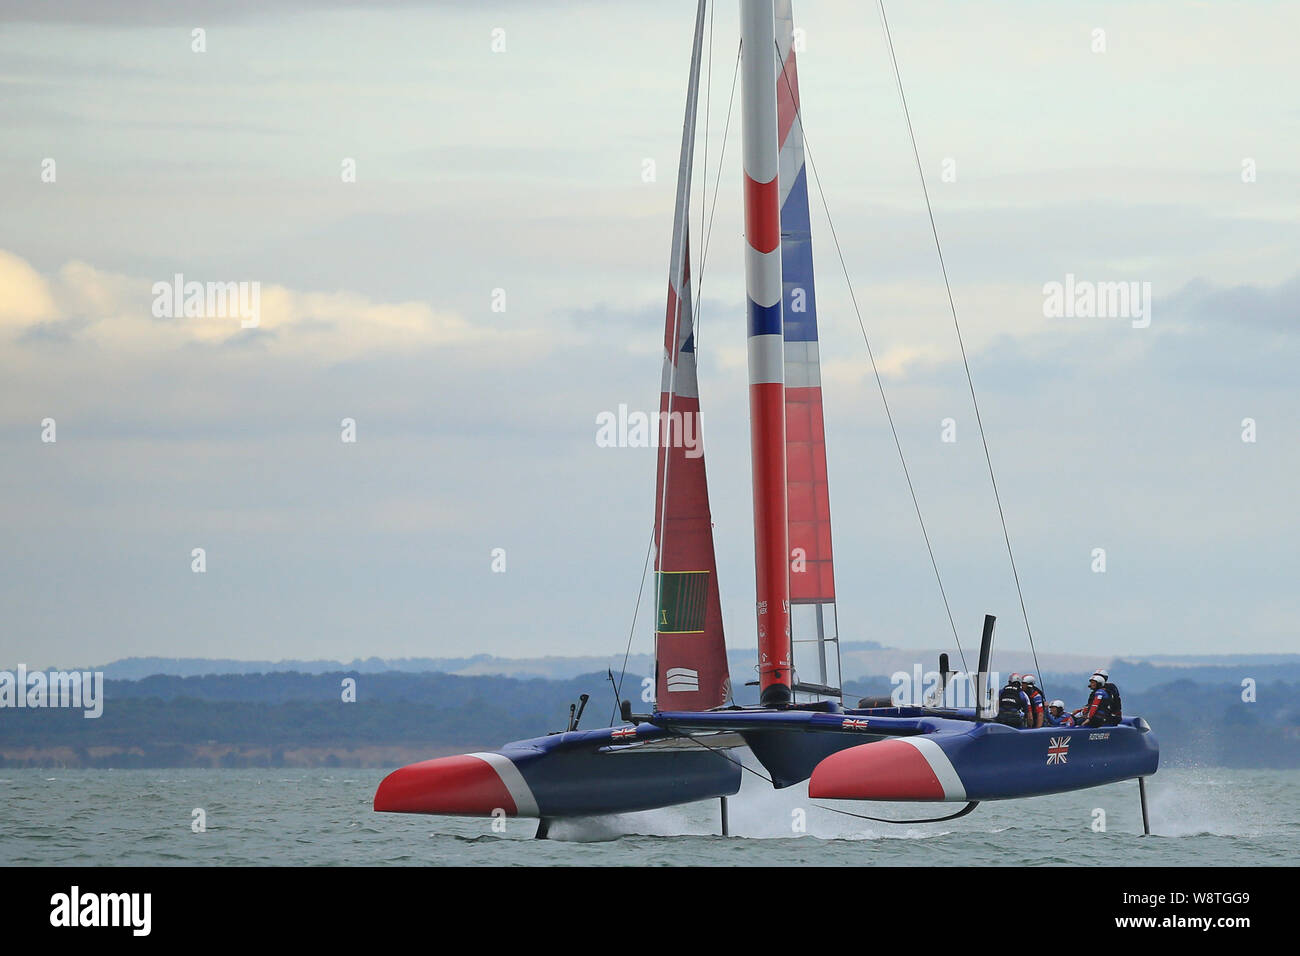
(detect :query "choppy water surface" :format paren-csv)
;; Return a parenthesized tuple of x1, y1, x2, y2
(1, 766, 1294, 866)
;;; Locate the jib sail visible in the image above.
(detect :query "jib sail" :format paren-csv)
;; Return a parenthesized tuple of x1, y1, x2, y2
(653, 0, 732, 711)
(776, 0, 841, 701)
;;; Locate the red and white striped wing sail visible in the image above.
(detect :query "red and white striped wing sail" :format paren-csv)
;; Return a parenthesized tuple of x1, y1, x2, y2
(741, 0, 793, 708)
(776, 0, 836, 607)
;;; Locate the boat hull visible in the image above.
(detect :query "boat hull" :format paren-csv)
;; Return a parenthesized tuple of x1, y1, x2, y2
(373, 725, 741, 819)
(373, 709, 1159, 822)
(810, 719, 1159, 802)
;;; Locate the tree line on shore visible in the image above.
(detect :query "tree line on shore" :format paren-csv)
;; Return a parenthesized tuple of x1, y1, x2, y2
(1, 671, 1295, 769)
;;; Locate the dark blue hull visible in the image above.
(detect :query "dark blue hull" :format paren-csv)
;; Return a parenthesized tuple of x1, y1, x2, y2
(654, 706, 1159, 801)
(932, 720, 1159, 800)
(373, 723, 740, 819)
(808, 714, 1159, 802)
(503, 733, 741, 816)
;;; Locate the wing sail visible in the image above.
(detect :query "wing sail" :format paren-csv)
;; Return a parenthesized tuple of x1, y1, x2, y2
(776, 0, 841, 701)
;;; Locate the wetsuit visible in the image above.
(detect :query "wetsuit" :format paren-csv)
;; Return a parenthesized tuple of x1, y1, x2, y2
(1046, 710, 1075, 727)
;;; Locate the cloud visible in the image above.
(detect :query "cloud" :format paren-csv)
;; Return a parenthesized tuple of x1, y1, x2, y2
(1175, 274, 1300, 332)
(0, 250, 493, 362)
(2, 251, 1298, 667)
(0, 250, 58, 326)
(0, 0, 451, 26)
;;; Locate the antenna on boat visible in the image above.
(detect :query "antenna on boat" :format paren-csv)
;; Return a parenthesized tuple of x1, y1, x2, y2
(568, 694, 589, 732)
(923, 652, 954, 708)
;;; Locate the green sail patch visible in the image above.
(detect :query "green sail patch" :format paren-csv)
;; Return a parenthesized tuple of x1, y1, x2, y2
(657, 571, 709, 634)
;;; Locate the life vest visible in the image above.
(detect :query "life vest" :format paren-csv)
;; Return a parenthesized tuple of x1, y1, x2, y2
(1099, 682, 1122, 724)
(1024, 689, 1045, 725)
(996, 684, 1027, 726)
(1081, 685, 1121, 726)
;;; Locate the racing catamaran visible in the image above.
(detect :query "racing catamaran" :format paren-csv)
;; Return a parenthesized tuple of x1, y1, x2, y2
(373, 0, 1159, 837)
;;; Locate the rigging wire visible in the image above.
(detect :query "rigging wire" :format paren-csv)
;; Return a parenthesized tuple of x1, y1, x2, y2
(772, 39, 970, 678)
(875, 0, 1043, 691)
(697, 0, 713, 296)
(610, 526, 656, 726)
(664, 728, 776, 785)
(691, 36, 742, 350)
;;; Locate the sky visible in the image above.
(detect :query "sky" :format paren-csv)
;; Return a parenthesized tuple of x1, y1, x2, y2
(1, 0, 1297, 670)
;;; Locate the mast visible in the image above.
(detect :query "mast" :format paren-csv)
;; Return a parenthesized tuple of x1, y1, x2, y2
(739, 0, 791, 707)
(652, 0, 732, 711)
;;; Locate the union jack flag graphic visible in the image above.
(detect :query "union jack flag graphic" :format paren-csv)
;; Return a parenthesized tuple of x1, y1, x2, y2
(1047, 737, 1070, 765)
(842, 718, 870, 731)
(611, 727, 637, 740)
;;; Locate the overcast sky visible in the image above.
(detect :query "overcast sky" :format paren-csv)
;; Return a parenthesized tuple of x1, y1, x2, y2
(1, 0, 1297, 670)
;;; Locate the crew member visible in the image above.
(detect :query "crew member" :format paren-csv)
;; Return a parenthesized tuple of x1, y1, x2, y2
(995, 673, 1030, 728)
(1046, 699, 1074, 727)
(1021, 674, 1045, 728)
(1074, 670, 1121, 727)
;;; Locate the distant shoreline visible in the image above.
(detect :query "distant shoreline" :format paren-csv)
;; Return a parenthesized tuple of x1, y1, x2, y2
(4, 670, 1296, 771)
(35, 648, 1300, 683)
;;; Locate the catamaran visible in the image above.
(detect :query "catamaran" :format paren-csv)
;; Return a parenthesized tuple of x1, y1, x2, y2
(373, 0, 1159, 838)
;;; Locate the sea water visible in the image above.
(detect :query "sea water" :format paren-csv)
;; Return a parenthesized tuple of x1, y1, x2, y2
(1, 766, 1294, 866)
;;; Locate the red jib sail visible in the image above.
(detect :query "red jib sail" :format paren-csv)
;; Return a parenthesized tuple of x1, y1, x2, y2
(653, 1, 731, 711)
(777, 0, 841, 698)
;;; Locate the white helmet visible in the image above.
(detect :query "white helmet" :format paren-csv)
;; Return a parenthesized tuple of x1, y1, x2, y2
(1049, 699, 1065, 710)
(1008, 672, 1022, 684)
(1022, 674, 1037, 687)
(1090, 671, 1107, 685)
